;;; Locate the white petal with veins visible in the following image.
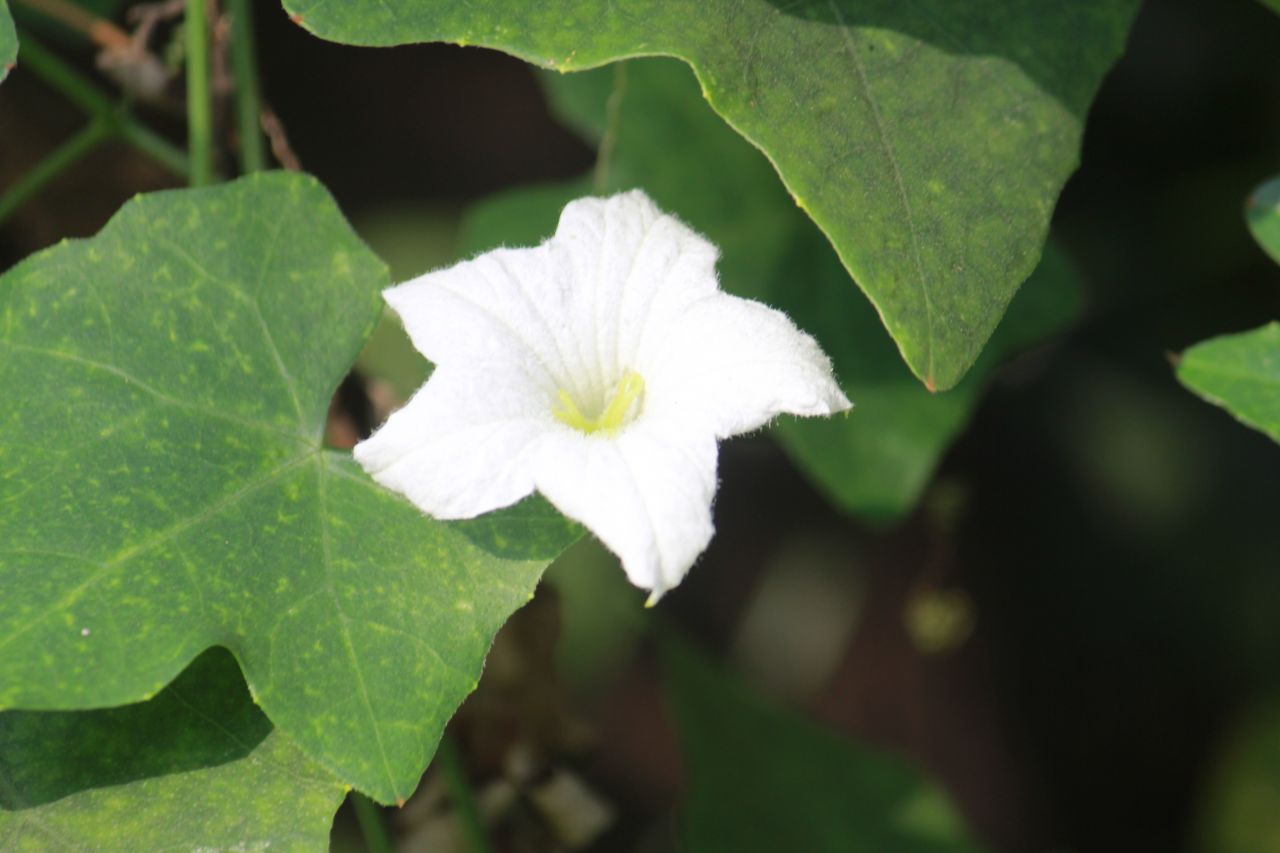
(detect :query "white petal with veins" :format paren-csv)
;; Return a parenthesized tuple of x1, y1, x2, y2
(353, 364, 550, 519)
(647, 292, 850, 437)
(533, 420, 717, 602)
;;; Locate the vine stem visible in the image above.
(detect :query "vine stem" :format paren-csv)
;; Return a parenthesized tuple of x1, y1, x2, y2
(185, 0, 214, 185)
(15, 35, 188, 175)
(0, 118, 111, 224)
(11, 32, 112, 114)
(438, 734, 494, 853)
(0, 32, 190, 222)
(227, 0, 265, 173)
(351, 792, 394, 853)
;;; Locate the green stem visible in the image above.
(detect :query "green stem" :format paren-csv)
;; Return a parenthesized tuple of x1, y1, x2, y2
(227, 0, 265, 173)
(11, 32, 113, 115)
(184, 0, 214, 185)
(438, 735, 493, 853)
(18, 30, 189, 180)
(5, 27, 190, 220)
(351, 792, 394, 853)
(117, 117, 191, 178)
(0, 117, 111, 224)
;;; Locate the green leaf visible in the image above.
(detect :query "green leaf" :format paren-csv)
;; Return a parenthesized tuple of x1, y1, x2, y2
(281, 0, 1135, 389)
(0, 1, 16, 85)
(0, 172, 580, 804)
(461, 60, 1080, 521)
(0, 648, 346, 852)
(1247, 176, 1280, 265)
(663, 638, 985, 853)
(1177, 322, 1280, 445)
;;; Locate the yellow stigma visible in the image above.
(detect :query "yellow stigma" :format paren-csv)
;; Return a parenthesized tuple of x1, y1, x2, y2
(553, 370, 645, 436)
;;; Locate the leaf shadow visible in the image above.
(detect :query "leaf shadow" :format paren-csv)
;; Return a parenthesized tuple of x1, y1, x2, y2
(0, 647, 269, 809)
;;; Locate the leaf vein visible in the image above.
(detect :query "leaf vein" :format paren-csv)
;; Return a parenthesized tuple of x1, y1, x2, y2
(0, 453, 316, 655)
(316, 457, 401, 801)
(826, 0, 936, 381)
(0, 340, 305, 442)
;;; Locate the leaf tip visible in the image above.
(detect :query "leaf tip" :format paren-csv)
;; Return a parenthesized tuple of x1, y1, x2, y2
(924, 375, 938, 394)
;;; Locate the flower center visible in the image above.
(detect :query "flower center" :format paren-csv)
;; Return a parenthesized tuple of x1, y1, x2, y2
(553, 369, 645, 436)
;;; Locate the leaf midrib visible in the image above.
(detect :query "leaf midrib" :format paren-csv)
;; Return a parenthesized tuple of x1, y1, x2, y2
(315, 455, 402, 802)
(824, 0, 936, 383)
(0, 340, 305, 443)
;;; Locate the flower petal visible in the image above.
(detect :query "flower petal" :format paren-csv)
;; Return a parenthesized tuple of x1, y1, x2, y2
(550, 191, 721, 387)
(383, 244, 576, 392)
(645, 292, 851, 437)
(353, 364, 554, 519)
(531, 420, 717, 601)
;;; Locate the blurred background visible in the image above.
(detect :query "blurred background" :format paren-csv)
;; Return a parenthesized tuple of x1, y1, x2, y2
(3, 0, 1280, 850)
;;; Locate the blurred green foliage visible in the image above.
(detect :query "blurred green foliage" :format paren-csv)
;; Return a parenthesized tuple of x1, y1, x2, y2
(1197, 698, 1280, 853)
(664, 636, 984, 853)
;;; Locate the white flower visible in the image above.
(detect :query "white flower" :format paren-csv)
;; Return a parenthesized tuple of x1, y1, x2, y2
(354, 190, 850, 602)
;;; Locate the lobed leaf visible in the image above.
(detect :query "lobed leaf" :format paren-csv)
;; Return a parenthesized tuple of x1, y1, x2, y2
(663, 637, 985, 853)
(0, 649, 345, 852)
(462, 60, 1080, 521)
(1177, 322, 1280, 445)
(0, 172, 580, 803)
(281, 0, 1135, 389)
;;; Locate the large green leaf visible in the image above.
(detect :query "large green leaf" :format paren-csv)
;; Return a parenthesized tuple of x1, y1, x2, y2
(462, 60, 1080, 521)
(0, 1, 15, 85)
(281, 0, 1135, 389)
(1177, 323, 1280, 445)
(0, 649, 346, 851)
(0, 172, 580, 804)
(664, 638, 984, 853)
(1247, 176, 1280, 265)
